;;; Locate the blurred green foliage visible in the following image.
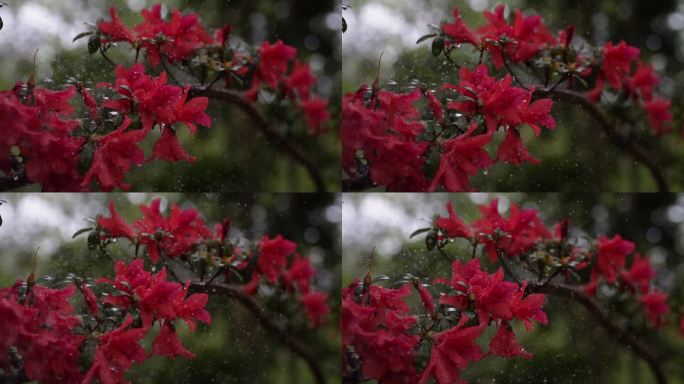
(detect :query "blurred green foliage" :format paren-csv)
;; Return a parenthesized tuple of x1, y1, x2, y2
(0, 193, 341, 383)
(0, 0, 340, 192)
(343, 0, 684, 192)
(343, 193, 684, 384)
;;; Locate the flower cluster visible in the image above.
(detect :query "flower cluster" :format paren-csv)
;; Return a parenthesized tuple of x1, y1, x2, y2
(342, 257, 548, 383)
(342, 54, 555, 192)
(97, 198, 329, 328)
(0, 85, 85, 191)
(85, 259, 211, 384)
(585, 235, 670, 327)
(343, 199, 683, 383)
(1, 3, 330, 192)
(97, 4, 329, 135)
(0, 283, 83, 383)
(0, 260, 210, 384)
(1, 199, 330, 383)
(440, 4, 673, 136)
(343, 3, 676, 192)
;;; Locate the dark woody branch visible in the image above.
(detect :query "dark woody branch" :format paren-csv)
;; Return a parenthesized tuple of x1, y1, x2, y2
(188, 280, 327, 384)
(189, 86, 328, 193)
(534, 88, 669, 193)
(528, 281, 667, 384)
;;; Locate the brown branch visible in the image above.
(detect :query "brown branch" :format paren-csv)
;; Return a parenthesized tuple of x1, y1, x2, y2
(188, 280, 326, 384)
(535, 88, 669, 193)
(189, 87, 327, 192)
(528, 282, 667, 384)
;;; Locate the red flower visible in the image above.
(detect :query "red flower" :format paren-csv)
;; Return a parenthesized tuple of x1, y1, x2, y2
(135, 4, 213, 66)
(441, 259, 519, 322)
(369, 136, 430, 192)
(214, 24, 232, 47)
(96, 260, 142, 312)
(98, 6, 137, 44)
(640, 291, 670, 328)
(511, 282, 548, 330)
(602, 41, 640, 89)
(103, 64, 182, 131)
(151, 127, 197, 163)
(98, 201, 137, 240)
(517, 87, 556, 135)
(419, 316, 486, 384)
(489, 322, 532, 359)
(152, 322, 195, 360)
(446, 65, 528, 133)
(342, 283, 419, 383)
(429, 122, 492, 192)
(473, 199, 551, 261)
(643, 98, 672, 136)
(415, 283, 436, 317)
(81, 116, 147, 191)
(256, 235, 298, 284)
(477, 5, 554, 69)
(342, 87, 430, 191)
(83, 315, 148, 384)
(282, 254, 316, 294)
(495, 128, 540, 165)
(628, 63, 660, 101)
(284, 60, 317, 100)
(134, 268, 184, 327)
(0, 284, 84, 384)
(300, 291, 329, 327)
(300, 97, 330, 135)
(80, 283, 100, 317)
(621, 254, 655, 294)
(435, 201, 473, 239)
(442, 7, 479, 46)
(21, 130, 85, 192)
(424, 90, 444, 122)
(78, 85, 99, 120)
(257, 40, 298, 88)
(595, 235, 635, 283)
(134, 198, 212, 263)
(159, 86, 212, 134)
(172, 284, 212, 331)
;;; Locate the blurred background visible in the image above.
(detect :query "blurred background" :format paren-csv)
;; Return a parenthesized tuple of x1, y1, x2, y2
(343, 193, 684, 384)
(342, 0, 684, 192)
(0, 193, 342, 384)
(0, 0, 341, 192)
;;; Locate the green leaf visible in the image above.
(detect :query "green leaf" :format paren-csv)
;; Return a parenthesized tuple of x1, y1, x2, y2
(72, 227, 94, 239)
(88, 34, 101, 54)
(431, 36, 444, 57)
(73, 31, 93, 42)
(416, 33, 437, 45)
(409, 227, 433, 239)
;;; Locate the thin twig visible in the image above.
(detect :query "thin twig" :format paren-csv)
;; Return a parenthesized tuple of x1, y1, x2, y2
(528, 282, 667, 384)
(503, 56, 529, 91)
(188, 281, 326, 384)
